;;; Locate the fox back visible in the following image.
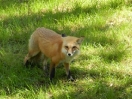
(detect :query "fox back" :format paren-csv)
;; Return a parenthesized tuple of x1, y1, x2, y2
(29, 27, 62, 59)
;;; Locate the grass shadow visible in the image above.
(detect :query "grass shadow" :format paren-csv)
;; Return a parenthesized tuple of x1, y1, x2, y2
(47, 61, 132, 99)
(55, 79, 132, 99)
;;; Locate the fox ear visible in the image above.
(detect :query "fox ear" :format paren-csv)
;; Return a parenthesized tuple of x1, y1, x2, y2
(77, 37, 84, 44)
(62, 34, 66, 37)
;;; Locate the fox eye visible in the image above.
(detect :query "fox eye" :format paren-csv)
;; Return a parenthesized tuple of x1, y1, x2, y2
(65, 46, 68, 49)
(73, 46, 77, 49)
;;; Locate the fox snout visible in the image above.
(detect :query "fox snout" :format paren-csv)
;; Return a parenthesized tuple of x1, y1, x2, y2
(67, 53, 73, 56)
(67, 49, 77, 57)
(63, 45, 79, 57)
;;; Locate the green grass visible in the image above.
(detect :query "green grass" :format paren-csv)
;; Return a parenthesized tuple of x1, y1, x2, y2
(0, 0, 132, 99)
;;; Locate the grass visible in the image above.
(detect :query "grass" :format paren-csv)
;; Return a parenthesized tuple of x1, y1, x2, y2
(0, 0, 132, 99)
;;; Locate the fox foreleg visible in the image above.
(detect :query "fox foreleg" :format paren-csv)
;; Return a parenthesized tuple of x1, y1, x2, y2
(49, 62, 56, 81)
(64, 63, 74, 81)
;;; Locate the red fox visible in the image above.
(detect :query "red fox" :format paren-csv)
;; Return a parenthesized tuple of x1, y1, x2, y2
(24, 27, 84, 81)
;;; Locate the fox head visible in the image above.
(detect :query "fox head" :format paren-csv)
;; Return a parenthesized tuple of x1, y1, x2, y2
(62, 36, 84, 57)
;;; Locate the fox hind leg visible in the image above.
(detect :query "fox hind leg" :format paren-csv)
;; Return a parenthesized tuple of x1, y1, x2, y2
(24, 35, 41, 67)
(42, 55, 49, 75)
(31, 52, 43, 67)
(24, 49, 40, 67)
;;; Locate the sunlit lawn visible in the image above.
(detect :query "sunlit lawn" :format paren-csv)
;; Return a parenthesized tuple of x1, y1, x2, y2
(0, 0, 132, 99)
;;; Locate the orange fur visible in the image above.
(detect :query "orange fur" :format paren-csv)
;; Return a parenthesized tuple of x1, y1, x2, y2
(24, 27, 84, 81)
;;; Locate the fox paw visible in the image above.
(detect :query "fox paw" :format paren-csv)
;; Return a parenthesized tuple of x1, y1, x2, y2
(24, 60, 31, 67)
(68, 76, 75, 82)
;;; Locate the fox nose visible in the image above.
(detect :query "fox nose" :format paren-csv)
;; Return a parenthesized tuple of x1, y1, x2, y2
(67, 53, 72, 56)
